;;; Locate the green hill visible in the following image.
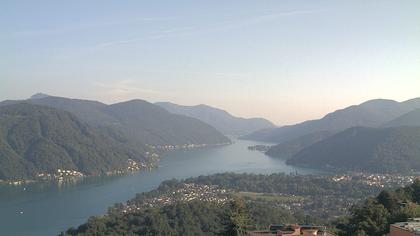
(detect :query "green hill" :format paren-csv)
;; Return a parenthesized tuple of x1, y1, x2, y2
(0, 103, 152, 181)
(287, 126, 420, 173)
(103, 100, 231, 145)
(27, 95, 230, 146)
(265, 131, 333, 159)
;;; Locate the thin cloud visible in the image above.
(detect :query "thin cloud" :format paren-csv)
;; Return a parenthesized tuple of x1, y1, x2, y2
(91, 9, 323, 49)
(207, 9, 323, 32)
(93, 26, 196, 48)
(6, 17, 177, 38)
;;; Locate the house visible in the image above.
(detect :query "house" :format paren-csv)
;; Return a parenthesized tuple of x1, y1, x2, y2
(390, 218, 420, 236)
(250, 224, 330, 236)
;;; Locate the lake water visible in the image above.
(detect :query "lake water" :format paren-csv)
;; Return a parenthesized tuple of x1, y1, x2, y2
(0, 138, 321, 236)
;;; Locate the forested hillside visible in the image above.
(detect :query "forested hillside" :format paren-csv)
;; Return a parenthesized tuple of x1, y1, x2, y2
(0, 103, 153, 181)
(265, 131, 333, 159)
(27, 95, 230, 146)
(287, 126, 420, 173)
(334, 180, 420, 236)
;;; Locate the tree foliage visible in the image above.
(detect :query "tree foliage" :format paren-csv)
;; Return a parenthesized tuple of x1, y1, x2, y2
(288, 126, 420, 173)
(221, 197, 253, 236)
(335, 179, 420, 236)
(0, 103, 150, 180)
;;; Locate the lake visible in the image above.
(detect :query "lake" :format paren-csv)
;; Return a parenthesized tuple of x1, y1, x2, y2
(0, 138, 321, 236)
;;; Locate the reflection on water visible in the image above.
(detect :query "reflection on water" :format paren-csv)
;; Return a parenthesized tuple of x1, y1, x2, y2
(0, 138, 323, 236)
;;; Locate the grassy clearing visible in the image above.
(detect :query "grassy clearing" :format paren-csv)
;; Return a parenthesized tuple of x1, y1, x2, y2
(236, 192, 305, 203)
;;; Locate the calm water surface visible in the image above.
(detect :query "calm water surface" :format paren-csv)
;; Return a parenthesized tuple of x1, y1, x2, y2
(0, 138, 321, 236)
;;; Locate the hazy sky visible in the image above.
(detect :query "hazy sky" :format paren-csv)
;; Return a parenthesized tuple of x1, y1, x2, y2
(1, 1, 419, 125)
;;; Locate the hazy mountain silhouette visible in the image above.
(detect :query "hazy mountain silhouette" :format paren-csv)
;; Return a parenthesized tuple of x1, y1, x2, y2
(27, 95, 230, 146)
(243, 98, 420, 143)
(383, 108, 420, 128)
(156, 102, 275, 135)
(265, 130, 334, 159)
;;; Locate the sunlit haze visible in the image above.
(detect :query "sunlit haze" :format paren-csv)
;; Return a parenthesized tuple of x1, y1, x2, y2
(1, 0, 419, 125)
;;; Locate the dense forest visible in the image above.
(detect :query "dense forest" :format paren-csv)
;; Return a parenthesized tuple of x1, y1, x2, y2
(334, 179, 420, 236)
(63, 199, 302, 236)
(0, 103, 153, 180)
(27, 95, 230, 146)
(287, 126, 420, 173)
(265, 130, 334, 159)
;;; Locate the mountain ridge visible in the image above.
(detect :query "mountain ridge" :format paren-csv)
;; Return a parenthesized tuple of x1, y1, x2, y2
(156, 101, 275, 135)
(23, 94, 230, 146)
(242, 97, 420, 143)
(286, 126, 420, 173)
(0, 103, 154, 180)
(383, 108, 420, 128)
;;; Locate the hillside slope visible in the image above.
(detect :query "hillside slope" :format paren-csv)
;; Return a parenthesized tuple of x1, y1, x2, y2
(383, 108, 420, 127)
(156, 102, 275, 135)
(265, 131, 334, 159)
(0, 103, 151, 181)
(104, 100, 231, 145)
(287, 126, 420, 173)
(27, 95, 230, 146)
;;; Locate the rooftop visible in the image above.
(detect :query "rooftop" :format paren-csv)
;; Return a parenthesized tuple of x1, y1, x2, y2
(391, 218, 420, 235)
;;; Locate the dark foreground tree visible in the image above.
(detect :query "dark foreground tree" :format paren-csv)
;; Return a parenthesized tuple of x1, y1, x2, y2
(221, 197, 253, 236)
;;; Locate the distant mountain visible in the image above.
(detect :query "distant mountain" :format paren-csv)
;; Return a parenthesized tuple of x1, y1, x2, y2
(265, 131, 334, 159)
(287, 126, 420, 173)
(103, 100, 230, 145)
(28, 95, 230, 146)
(156, 102, 275, 135)
(383, 108, 420, 127)
(242, 98, 420, 143)
(0, 103, 151, 181)
(30, 93, 50, 99)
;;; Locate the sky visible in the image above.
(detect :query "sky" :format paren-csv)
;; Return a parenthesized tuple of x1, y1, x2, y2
(1, 1, 420, 125)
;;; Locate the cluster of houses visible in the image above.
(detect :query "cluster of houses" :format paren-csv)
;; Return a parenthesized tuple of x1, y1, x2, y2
(36, 169, 84, 181)
(121, 183, 231, 213)
(250, 224, 333, 236)
(147, 143, 208, 151)
(248, 145, 271, 152)
(249, 218, 420, 236)
(331, 173, 418, 188)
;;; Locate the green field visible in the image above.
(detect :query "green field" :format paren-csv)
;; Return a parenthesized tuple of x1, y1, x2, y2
(236, 192, 306, 203)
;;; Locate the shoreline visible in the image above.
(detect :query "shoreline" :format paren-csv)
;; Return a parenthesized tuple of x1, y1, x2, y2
(0, 142, 232, 186)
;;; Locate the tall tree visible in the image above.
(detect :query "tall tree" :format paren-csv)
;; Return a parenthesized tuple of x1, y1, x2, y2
(411, 179, 420, 204)
(377, 190, 398, 213)
(221, 197, 253, 236)
(347, 198, 390, 236)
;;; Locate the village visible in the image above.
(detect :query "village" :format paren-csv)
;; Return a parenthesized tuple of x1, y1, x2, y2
(330, 172, 418, 188)
(120, 183, 232, 214)
(3, 155, 161, 186)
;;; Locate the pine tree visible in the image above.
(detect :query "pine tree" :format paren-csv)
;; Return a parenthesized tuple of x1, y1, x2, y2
(221, 197, 253, 236)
